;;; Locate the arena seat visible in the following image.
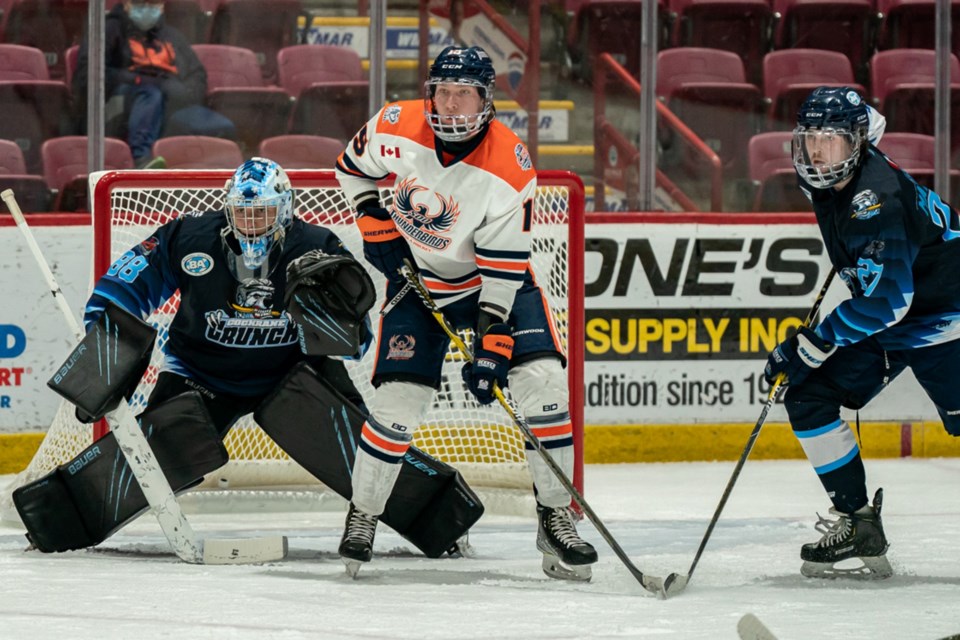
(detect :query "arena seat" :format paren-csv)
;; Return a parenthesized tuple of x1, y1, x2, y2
(0, 79, 70, 173)
(209, 0, 303, 83)
(871, 49, 960, 151)
(657, 47, 764, 180)
(0, 138, 48, 212)
(762, 49, 865, 129)
(668, 0, 774, 84)
(41, 136, 133, 211)
(566, 0, 667, 80)
(257, 134, 344, 169)
(192, 44, 291, 154)
(747, 131, 811, 211)
(277, 44, 369, 142)
(0, 43, 48, 81)
(2, 0, 88, 80)
(772, 0, 875, 82)
(875, 0, 960, 54)
(152, 135, 243, 169)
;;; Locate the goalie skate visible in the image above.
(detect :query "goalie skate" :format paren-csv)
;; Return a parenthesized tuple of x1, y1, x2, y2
(800, 488, 892, 580)
(536, 505, 598, 582)
(339, 503, 379, 578)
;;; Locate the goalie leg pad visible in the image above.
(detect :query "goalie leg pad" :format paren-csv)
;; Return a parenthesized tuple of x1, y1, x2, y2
(47, 302, 157, 422)
(254, 363, 485, 558)
(509, 357, 574, 508)
(13, 391, 227, 553)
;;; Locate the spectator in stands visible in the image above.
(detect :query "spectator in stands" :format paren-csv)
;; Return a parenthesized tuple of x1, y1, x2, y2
(73, 0, 234, 168)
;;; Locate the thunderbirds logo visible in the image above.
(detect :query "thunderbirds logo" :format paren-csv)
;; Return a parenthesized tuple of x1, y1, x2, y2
(203, 278, 298, 347)
(390, 177, 460, 251)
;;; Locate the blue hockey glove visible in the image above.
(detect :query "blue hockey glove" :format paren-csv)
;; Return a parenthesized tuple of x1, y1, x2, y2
(462, 318, 514, 405)
(764, 326, 836, 387)
(355, 205, 414, 284)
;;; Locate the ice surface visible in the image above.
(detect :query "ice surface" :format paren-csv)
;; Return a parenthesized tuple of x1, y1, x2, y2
(2, 459, 958, 640)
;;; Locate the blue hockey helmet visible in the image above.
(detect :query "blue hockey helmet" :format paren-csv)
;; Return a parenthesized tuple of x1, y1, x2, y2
(222, 158, 294, 274)
(424, 45, 496, 141)
(793, 86, 871, 189)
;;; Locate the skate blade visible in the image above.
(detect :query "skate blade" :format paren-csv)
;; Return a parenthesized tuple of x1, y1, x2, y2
(342, 557, 364, 579)
(801, 554, 893, 580)
(541, 552, 592, 582)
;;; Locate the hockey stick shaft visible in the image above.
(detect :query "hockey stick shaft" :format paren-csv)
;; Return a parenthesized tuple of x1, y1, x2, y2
(2, 189, 286, 565)
(400, 263, 666, 596)
(661, 267, 837, 597)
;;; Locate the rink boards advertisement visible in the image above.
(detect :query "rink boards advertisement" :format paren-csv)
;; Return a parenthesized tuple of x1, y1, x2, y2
(0, 215, 940, 432)
(582, 213, 938, 424)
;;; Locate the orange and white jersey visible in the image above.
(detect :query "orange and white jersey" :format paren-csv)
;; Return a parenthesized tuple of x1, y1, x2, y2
(335, 100, 537, 315)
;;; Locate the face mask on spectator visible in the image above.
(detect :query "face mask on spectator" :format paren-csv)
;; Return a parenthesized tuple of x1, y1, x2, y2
(129, 4, 163, 31)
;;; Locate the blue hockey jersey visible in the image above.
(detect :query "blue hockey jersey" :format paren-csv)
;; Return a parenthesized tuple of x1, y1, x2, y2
(806, 146, 960, 350)
(84, 210, 356, 395)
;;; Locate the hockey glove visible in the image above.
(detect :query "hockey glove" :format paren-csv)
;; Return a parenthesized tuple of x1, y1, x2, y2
(462, 317, 514, 405)
(764, 326, 836, 387)
(355, 204, 414, 284)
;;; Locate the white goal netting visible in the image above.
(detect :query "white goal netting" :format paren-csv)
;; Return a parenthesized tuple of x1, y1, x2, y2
(1, 169, 584, 519)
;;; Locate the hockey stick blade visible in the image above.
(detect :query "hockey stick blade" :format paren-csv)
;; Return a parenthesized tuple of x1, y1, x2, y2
(2, 188, 287, 566)
(399, 262, 666, 597)
(737, 613, 779, 640)
(203, 536, 289, 564)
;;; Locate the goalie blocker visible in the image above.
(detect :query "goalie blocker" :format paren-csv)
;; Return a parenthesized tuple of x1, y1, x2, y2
(255, 363, 485, 558)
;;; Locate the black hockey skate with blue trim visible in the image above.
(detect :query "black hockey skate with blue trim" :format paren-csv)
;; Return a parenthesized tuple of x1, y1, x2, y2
(800, 488, 892, 579)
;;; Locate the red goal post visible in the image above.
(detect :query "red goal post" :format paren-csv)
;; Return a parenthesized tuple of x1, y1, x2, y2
(81, 169, 584, 504)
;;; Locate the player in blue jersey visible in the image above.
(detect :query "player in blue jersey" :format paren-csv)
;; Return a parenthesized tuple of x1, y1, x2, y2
(764, 86, 960, 579)
(83, 157, 369, 434)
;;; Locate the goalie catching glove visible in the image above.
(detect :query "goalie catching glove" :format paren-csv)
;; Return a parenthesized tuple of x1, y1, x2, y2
(285, 249, 376, 357)
(461, 310, 514, 405)
(764, 326, 836, 387)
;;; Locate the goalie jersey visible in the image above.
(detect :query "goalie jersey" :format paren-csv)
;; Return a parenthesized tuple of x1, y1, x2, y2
(335, 99, 537, 315)
(84, 211, 350, 396)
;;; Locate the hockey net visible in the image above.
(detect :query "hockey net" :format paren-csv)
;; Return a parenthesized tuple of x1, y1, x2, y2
(1, 169, 584, 518)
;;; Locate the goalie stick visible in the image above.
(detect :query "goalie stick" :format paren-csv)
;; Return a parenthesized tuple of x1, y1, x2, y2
(2, 188, 286, 565)
(399, 261, 666, 597)
(661, 268, 836, 598)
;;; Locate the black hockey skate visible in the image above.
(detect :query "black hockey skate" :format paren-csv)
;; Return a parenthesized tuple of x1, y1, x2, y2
(536, 504, 598, 582)
(339, 502, 379, 578)
(800, 488, 892, 579)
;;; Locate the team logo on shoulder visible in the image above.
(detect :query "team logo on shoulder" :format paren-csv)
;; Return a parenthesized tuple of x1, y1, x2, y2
(182, 210, 205, 218)
(391, 177, 460, 251)
(386, 334, 416, 360)
(514, 143, 532, 171)
(383, 104, 402, 124)
(851, 189, 881, 220)
(181, 252, 213, 276)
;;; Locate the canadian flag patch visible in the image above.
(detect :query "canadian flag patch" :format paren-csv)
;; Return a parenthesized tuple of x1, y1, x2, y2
(381, 145, 401, 158)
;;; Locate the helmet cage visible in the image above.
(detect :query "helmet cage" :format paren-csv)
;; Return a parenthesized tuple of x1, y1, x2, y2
(223, 158, 293, 270)
(792, 126, 866, 189)
(424, 78, 494, 141)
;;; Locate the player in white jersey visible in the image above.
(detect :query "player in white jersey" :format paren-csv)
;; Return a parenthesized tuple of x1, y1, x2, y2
(334, 45, 597, 581)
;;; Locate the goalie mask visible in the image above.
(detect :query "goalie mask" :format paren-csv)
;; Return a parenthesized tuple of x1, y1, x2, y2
(285, 250, 376, 357)
(222, 158, 294, 276)
(424, 45, 496, 142)
(793, 86, 870, 189)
